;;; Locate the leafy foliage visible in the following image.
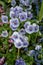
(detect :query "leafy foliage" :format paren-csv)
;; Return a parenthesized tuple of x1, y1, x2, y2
(0, 0, 43, 65)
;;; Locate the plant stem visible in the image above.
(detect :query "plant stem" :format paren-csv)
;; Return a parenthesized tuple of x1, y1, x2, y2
(17, 49, 20, 59)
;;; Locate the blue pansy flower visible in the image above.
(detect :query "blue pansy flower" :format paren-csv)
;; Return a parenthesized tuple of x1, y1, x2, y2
(19, 28, 26, 35)
(10, 18, 19, 30)
(1, 15, 8, 23)
(24, 47, 28, 52)
(12, 32, 29, 48)
(10, 11, 16, 18)
(11, 32, 29, 48)
(10, 25, 17, 30)
(33, 23, 39, 32)
(19, 12, 27, 22)
(35, 45, 42, 51)
(1, 30, 8, 37)
(25, 25, 34, 34)
(23, 40, 29, 48)
(27, 12, 33, 19)
(14, 6, 23, 13)
(19, 36, 29, 48)
(25, 5, 32, 11)
(14, 38, 23, 49)
(11, 32, 19, 42)
(24, 21, 31, 28)
(13, 6, 23, 17)
(35, 51, 41, 63)
(19, 0, 30, 6)
(11, 0, 16, 7)
(15, 58, 26, 65)
(29, 50, 36, 56)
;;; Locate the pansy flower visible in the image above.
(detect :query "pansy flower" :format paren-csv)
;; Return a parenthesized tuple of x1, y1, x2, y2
(14, 6, 23, 13)
(24, 47, 28, 52)
(11, 0, 16, 7)
(11, 32, 29, 48)
(11, 32, 19, 42)
(24, 0, 30, 6)
(10, 6, 23, 18)
(10, 25, 17, 30)
(1, 15, 8, 23)
(19, 36, 25, 43)
(29, 50, 35, 56)
(23, 40, 29, 48)
(15, 58, 26, 65)
(25, 25, 34, 34)
(35, 45, 42, 51)
(27, 12, 33, 19)
(13, 6, 23, 17)
(19, 28, 26, 35)
(19, 0, 30, 6)
(14, 39, 23, 49)
(1, 30, 8, 37)
(10, 11, 16, 18)
(24, 21, 31, 28)
(34, 51, 41, 63)
(19, 12, 27, 22)
(33, 23, 39, 32)
(25, 5, 32, 11)
(19, 36, 29, 48)
(10, 18, 19, 30)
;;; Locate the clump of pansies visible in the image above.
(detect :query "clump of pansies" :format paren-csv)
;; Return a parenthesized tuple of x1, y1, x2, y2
(0, 0, 43, 65)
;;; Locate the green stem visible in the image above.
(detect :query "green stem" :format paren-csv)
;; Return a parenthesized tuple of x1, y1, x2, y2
(17, 49, 20, 59)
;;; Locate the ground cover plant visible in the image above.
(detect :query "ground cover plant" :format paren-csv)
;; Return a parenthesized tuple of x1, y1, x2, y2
(0, 0, 43, 65)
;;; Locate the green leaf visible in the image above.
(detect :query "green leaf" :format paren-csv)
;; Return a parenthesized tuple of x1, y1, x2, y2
(0, 1, 6, 11)
(39, 0, 43, 21)
(8, 0, 11, 3)
(0, 1, 5, 8)
(4, 0, 11, 3)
